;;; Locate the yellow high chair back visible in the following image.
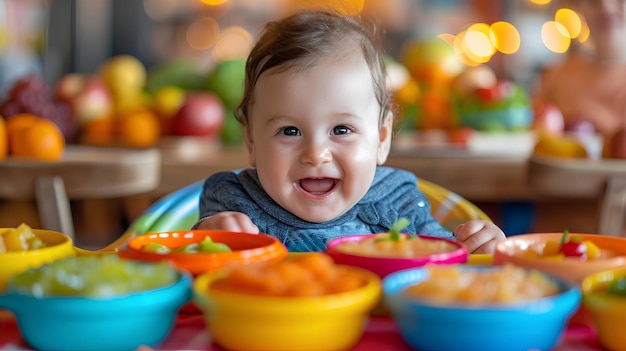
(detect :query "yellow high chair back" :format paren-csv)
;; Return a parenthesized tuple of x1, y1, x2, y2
(102, 177, 491, 251)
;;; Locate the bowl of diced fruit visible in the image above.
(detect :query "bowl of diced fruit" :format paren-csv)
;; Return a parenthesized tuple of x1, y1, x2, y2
(493, 231, 626, 284)
(118, 230, 288, 276)
(0, 224, 75, 292)
(383, 264, 580, 351)
(193, 253, 381, 351)
(582, 267, 626, 350)
(325, 219, 468, 278)
(0, 255, 191, 351)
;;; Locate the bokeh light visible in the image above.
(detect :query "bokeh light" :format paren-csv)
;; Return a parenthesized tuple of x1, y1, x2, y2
(541, 21, 571, 53)
(528, 0, 551, 5)
(200, 0, 230, 5)
(463, 23, 495, 64)
(555, 8, 581, 39)
(489, 21, 520, 54)
(212, 26, 254, 62)
(186, 17, 220, 51)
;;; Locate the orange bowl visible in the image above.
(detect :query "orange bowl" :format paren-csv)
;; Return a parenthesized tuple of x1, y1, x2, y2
(494, 233, 626, 326)
(493, 233, 626, 284)
(118, 230, 288, 276)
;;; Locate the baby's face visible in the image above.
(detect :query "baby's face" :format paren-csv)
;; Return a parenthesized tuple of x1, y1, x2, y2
(245, 51, 392, 223)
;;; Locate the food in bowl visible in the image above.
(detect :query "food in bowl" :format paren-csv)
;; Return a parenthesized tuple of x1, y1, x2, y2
(582, 268, 626, 351)
(326, 234, 468, 278)
(0, 254, 191, 351)
(9, 254, 178, 297)
(522, 230, 605, 261)
(211, 253, 366, 297)
(193, 253, 381, 351)
(0, 226, 75, 292)
(334, 233, 459, 258)
(142, 235, 231, 254)
(383, 264, 580, 351)
(494, 233, 626, 283)
(118, 230, 288, 275)
(403, 264, 560, 305)
(0, 223, 46, 252)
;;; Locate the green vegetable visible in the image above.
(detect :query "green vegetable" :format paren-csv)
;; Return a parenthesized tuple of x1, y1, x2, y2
(143, 242, 171, 254)
(608, 277, 626, 296)
(388, 217, 411, 241)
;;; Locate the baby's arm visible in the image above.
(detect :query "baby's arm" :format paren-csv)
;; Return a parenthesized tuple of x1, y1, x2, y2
(195, 211, 260, 233)
(453, 220, 506, 254)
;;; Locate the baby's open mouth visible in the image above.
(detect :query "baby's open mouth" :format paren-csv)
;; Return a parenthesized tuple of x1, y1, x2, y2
(298, 178, 338, 195)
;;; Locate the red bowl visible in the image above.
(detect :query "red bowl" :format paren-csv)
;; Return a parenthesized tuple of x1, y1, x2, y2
(118, 230, 288, 276)
(325, 234, 468, 278)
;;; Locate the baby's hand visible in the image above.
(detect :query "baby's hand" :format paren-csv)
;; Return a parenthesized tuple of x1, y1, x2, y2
(196, 211, 259, 233)
(453, 220, 506, 254)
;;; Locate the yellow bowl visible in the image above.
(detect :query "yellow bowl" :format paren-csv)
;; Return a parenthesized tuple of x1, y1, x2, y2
(0, 229, 75, 292)
(582, 268, 626, 350)
(193, 262, 381, 351)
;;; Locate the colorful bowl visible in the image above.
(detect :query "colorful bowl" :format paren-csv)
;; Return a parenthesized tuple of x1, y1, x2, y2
(0, 259, 191, 351)
(383, 265, 580, 351)
(0, 228, 75, 292)
(582, 268, 626, 350)
(325, 234, 468, 278)
(493, 233, 626, 284)
(118, 230, 288, 275)
(193, 256, 381, 351)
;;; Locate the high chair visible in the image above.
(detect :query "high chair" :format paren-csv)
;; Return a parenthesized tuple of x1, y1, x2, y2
(100, 176, 491, 252)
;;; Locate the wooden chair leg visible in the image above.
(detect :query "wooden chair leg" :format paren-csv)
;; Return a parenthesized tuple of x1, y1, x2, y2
(35, 176, 75, 240)
(599, 176, 626, 237)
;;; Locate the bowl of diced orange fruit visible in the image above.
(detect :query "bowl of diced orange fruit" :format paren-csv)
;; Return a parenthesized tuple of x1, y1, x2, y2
(0, 224, 75, 292)
(493, 231, 626, 284)
(383, 264, 580, 351)
(192, 253, 381, 351)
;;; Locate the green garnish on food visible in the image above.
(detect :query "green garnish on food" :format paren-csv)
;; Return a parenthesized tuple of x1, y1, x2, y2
(387, 217, 411, 241)
(608, 277, 626, 296)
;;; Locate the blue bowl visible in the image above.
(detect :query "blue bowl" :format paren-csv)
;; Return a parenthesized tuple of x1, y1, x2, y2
(383, 265, 580, 351)
(0, 272, 192, 351)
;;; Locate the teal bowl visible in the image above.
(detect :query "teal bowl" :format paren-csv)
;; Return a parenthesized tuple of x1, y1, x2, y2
(383, 265, 580, 351)
(0, 272, 192, 351)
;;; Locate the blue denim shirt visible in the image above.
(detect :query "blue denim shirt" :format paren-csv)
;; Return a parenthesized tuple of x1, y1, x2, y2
(194, 167, 453, 252)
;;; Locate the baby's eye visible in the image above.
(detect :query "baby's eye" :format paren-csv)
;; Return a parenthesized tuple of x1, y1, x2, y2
(280, 126, 300, 136)
(332, 125, 351, 135)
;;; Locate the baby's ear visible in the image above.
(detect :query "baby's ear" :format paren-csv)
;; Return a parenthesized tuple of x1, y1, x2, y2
(377, 112, 394, 165)
(243, 123, 256, 167)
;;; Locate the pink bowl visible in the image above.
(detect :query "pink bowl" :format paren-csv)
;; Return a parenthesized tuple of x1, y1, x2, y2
(325, 234, 469, 278)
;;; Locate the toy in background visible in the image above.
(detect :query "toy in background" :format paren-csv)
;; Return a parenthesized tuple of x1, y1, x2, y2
(393, 37, 534, 146)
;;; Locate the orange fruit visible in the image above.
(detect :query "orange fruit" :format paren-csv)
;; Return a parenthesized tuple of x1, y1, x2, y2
(0, 117, 7, 161)
(9, 115, 65, 161)
(6, 113, 40, 155)
(81, 117, 116, 146)
(117, 109, 161, 148)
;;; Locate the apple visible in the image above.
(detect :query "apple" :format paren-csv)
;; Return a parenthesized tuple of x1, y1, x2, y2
(564, 117, 596, 136)
(55, 73, 113, 125)
(169, 92, 225, 137)
(605, 127, 626, 159)
(532, 102, 564, 135)
(475, 80, 513, 104)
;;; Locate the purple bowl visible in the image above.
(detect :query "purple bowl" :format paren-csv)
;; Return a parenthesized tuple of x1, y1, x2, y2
(325, 234, 469, 278)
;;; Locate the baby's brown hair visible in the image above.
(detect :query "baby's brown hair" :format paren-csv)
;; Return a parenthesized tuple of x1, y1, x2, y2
(235, 9, 394, 128)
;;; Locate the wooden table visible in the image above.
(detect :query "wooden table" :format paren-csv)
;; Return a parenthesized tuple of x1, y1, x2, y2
(528, 155, 626, 236)
(0, 146, 161, 240)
